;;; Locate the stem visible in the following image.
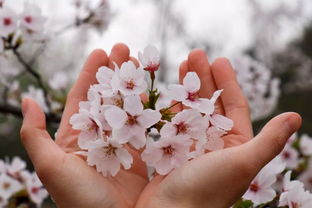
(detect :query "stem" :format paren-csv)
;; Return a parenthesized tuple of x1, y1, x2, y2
(150, 72, 155, 91)
(163, 101, 181, 112)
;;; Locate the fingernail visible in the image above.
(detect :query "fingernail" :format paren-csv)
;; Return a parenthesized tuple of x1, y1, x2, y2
(21, 99, 29, 116)
(286, 113, 302, 133)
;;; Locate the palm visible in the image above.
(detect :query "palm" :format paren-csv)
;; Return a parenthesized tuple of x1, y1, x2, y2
(135, 50, 254, 207)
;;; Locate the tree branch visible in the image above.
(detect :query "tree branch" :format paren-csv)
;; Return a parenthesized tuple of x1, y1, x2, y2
(0, 103, 61, 123)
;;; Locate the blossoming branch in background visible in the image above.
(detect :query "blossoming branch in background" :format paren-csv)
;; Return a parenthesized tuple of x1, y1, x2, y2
(0, 0, 111, 124)
(0, 157, 48, 207)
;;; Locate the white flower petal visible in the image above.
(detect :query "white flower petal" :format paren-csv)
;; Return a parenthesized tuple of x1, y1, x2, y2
(104, 106, 127, 129)
(167, 84, 187, 101)
(137, 109, 161, 128)
(115, 148, 133, 170)
(124, 95, 143, 116)
(210, 114, 234, 131)
(183, 72, 200, 92)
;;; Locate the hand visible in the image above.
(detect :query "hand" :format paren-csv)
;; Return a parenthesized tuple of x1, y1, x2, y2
(134, 50, 302, 208)
(20, 44, 149, 208)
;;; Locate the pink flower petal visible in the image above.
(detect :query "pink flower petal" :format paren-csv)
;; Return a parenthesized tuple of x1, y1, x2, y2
(104, 106, 127, 129)
(183, 72, 200, 92)
(210, 114, 234, 131)
(137, 109, 161, 128)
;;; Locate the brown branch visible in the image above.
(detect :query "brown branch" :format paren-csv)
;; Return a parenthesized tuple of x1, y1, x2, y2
(0, 103, 61, 123)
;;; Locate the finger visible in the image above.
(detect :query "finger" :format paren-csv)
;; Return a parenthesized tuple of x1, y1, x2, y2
(188, 50, 224, 114)
(20, 99, 64, 175)
(169, 60, 188, 113)
(108, 43, 130, 68)
(211, 57, 253, 139)
(242, 112, 302, 172)
(130, 56, 140, 67)
(56, 50, 108, 146)
(179, 60, 188, 84)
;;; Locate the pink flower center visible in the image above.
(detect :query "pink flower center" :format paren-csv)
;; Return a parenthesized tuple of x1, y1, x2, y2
(187, 92, 199, 102)
(31, 187, 39, 194)
(162, 145, 175, 155)
(126, 80, 135, 89)
(282, 151, 291, 159)
(144, 63, 160, 72)
(24, 16, 33, 23)
(176, 122, 188, 134)
(104, 144, 117, 156)
(127, 114, 137, 125)
(3, 17, 12, 26)
(88, 119, 99, 131)
(249, 182, 259, 192)
(2, 182, 10, 190)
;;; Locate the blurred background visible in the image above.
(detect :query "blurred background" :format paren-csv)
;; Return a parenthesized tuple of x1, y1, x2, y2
(1, 0, 312, 207)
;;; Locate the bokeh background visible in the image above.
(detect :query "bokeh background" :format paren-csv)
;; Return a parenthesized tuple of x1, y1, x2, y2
(1, 0, 312, 207)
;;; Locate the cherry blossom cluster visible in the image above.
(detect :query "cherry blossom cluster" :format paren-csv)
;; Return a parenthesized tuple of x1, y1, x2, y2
(232, 55, 280, 121)
(235, 133, 312, 207)
(0, 1, 46, 48)
(0, 157, 48, 207)
(70, 45, 234, 176)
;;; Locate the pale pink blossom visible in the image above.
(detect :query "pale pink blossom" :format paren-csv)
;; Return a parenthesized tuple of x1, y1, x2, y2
(160, 109, 208, 140)
(168, 72, 222, 114)
(300, 134, 312, 156)
(105, 95, 161, 149)
(0, 174, 22, 199)
(111, 61, 147, 96)
(279, 180, 312, 208)
(21, 171, 48, 205)
(206, 113, 234, 131)
(277, 143, 300, 169)
(70, 101, 111, 149)
(141, 135, 192, 175)
(138, 45, 160, 72)
(7, 157, 26, 176)
(242, 167, 277, 205)
(87, 138, 133, 176)
(195, 127, 226, 154)
(20, 3, 46, 40)
(95, 64, 118, 97)
(49, 71, 69, 90)
(299, 161, 312, 192)
(0, 6, 18, 37)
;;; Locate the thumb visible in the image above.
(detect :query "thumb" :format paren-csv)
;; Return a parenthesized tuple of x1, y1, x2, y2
(242, 112, 302, 172)
(20, 98, 63, 175)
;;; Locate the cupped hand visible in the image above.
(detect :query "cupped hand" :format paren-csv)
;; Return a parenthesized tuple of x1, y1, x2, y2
(134, 50, 302, 208)
(20, 44, 149, 208)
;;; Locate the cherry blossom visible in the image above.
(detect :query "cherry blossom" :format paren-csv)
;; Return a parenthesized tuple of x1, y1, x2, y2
(21, 171, 48, 205)
(87, 138, 133, 177)
(279, 180, 312, 208)
(105, 95, 161, 149)
(138, 45, 160, 72)
(0, 6, 18, 37)
(194, 127, 226, 154)
(277, 142, 300, 169)
(300, 134, 312, 156)
(111, 61, 147, 96)
(299, 160, 312, 192)
(95, 65, 117, 97)
(242, 165, 277, 205)
(141, 135, 193, 175)
(6, 156, 26, 177)
(168, 72, 221, 114)
(20, 2, 46, 40)
(70, 101, 111, 149)
(160, 109, 208, 140)
(206, 113, 234, 131)
(49, 71, 69, 90)
(0, 174, 22, 199)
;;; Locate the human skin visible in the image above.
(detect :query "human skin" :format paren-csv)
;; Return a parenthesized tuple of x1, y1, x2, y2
(20, 43, 301, 208)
